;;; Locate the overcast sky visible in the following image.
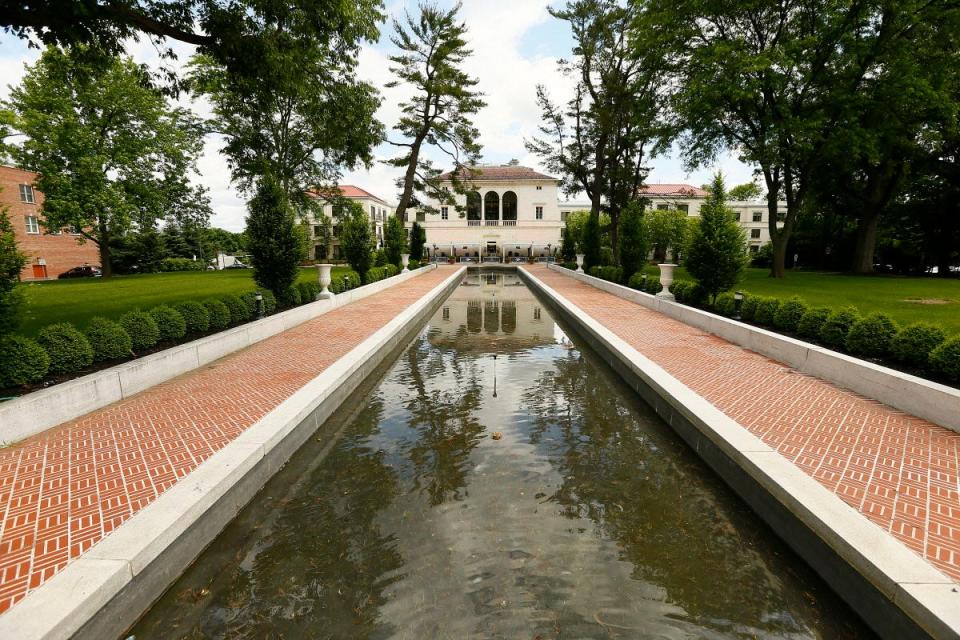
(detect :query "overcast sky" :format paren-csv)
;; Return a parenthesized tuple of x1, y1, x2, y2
(0, 0, 753, 232)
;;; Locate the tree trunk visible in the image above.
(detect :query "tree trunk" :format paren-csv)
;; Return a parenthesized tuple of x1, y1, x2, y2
(394, 136, 426, 223)
(98, 240, 112, 278)
(770, 234, 788, 279)
(852, 209, 881, 274)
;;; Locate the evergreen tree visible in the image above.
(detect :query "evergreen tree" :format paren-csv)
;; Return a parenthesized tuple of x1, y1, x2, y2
(246, 177, 300, 298)
(582, 214, 602, 270)
(684, 174, 748, 302)
(560, 227, 576, 261)
(0, 207, 26, 335)
(409, 221, 426, 262)
(618, 202, 648, 283)
(384, 216, 407, 267)
(341, 202, 374, 282)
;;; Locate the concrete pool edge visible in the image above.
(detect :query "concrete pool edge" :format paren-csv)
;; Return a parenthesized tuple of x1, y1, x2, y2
(520, 267, 959, 640)
(0, 266, 466, 640)
(0, 265, 440, 444)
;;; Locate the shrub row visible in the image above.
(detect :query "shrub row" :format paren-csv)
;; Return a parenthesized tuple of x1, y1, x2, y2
(160, 257, 204, 272)
(587, 265, 623, 284)
(366, 264, 400, 283)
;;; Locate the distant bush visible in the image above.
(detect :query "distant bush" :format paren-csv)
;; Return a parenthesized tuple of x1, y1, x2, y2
(753, 297, 780, 325)
(563, 261, 578, 271)
(931, 336, 960, 382)
(0, 335, 49, 386)
(203, 299, 231, 331)
(587, 265, 601, 278)
(627, 272, 645, 290)
(261, 289, 277, 314)
(740, 294, 759, 322)
(671, 281, 690, 301)
(85, 317, 133, 361)
(220, 294, 249, 324)
(797, 307, 831, 340)
(297, 281, 315, 304)
(160, 257, 203, 272)
(598, 266, 622, 283)
(37, 322, 93, 374)
(366, 266, 387, 283)
(119, 310, 160, 352)
(714, 292, 736, 317)
(330, 271, 360, 294)
(240, 291, 260, 318)
(890, 323, 946, 368)
(846, 313, 898, 358)
(819, 307, 860, 350)
(149, 305, 187, 341)
(174, 301, 210, 334)
(773, 297, 807, 333)
(384, 264, 399, 278)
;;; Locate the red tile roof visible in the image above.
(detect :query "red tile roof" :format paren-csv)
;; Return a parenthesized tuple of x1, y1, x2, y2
(308, 185, 390, 206)
(439, 165, 558, 182)
(639, 184, 710, 197)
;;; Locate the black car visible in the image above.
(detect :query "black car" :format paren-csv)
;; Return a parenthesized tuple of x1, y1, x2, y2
(58, 265, 102, 279)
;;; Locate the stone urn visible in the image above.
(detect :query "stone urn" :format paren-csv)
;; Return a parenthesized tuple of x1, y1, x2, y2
(317, 263, 334, 300)
(656, 263, 677, 300)
(575, 254, 585, 273)
(401, 253, 410, 273)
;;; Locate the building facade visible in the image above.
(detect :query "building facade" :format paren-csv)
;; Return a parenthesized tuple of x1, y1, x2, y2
(409, 165, 564, 260)
(307, 185, 393, 260)
(0, 166, 100, 280)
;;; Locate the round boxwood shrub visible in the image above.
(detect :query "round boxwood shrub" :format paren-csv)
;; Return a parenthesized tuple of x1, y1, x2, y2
(149, 305, 187, 342)
(119, 310, 160, 353)
(714, 292, 736, 317)
(85, 317, 133, 362)
(773, 296, 808, 333)
(819, 307, 861, 350)
(219, 294, 249, 324)
(37, 322, 93, 374)
(740, 294, 759, 322)
(930, 336, 960, 382)
(0, 335, 50, 387)
(203, 299, 231, 331)
(174, 301, 210, 334)
(890, 323, 947, 368)
(240, 291, 259, 318)
(297, 281, 313, 304)
(261, 290, 277, 314)
(280, 286, 301, 308)
(753, 297, 781, 326)
(797, 307, 831, 340)
(845, 313, 898, 358)
(671, 281, 689, 302)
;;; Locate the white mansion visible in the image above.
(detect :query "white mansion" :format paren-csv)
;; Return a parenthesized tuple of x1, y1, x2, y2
(308, 166, 782, 260)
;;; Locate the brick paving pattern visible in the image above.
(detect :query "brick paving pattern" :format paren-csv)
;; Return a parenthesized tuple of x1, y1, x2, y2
(529, 266, 960, 583)
(0, 267, 453, 614)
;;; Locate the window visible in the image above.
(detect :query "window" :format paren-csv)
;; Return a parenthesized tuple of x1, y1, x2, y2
(313, 225, 322, 237)
(441, 206, 448, 220)
(442, 307, 450, 321)
(416, 211, 425, 222)
(733, 212, 741, 221)
(534, 307, 541, 320)
(536, 185, 542, 190)
(678, 204, 689, 213)
(370, 205, 376, 217)
(19, 184, 35, 204)
(752, 211, 762, 222)
(656, 204, 669, 210)
(25, 215, 40, 234)
(484, 191, 499, 220)
(561, 211, 568, 222)
(535, 206, 543, 220)
(751, 228, 761, 239)
(502, 191, 517, 221)
(750, 245, 760, 253)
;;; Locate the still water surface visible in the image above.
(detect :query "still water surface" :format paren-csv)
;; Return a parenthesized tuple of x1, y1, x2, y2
(131, 270, 873, 639)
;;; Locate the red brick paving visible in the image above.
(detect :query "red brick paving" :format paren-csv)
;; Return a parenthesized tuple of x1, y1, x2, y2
(0, 267, 453, 614)
(529, 265, 960, 583)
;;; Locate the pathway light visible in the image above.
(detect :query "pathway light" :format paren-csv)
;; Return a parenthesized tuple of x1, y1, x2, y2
(734, 291, 744, 320)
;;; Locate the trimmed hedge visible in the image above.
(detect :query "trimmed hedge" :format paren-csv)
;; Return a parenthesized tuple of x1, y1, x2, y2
(714, 292, 736, 317)
(150, 305, 187, 342)
(330, 271, 360, 294)
(890, 323, 946, 368)
(845, 313, 898, 358)
(281, 286, 302, 308)
(119, 310, 160, 352)
(85, 317, 133, 361)
(797, 307, 831, 340)
(37, 322, 93, 374)
(203, 299, 231, 331)
(220, 294, 249, 324)
(773, 297, 807, 333)
(174, 301, 210, 334)
(753, 297, 780, 326)
(0, 335, 50, 387)
(819, 307, 861, 349)
(740, 294, 759, 322)
(562, 261, 578, 271)
(931, 336, 960, 382)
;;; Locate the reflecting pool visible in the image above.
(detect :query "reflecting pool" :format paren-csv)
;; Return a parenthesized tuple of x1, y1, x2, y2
(130, 270, 873, 639)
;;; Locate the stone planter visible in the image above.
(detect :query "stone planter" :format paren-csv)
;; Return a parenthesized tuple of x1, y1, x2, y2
(317, 263, 334, 299)
(401, 253, 410, 273)
(575, 254, 585, 273)
(656, 263, 677, 300)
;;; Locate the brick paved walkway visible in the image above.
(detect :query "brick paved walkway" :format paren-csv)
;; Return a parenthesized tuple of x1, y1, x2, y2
(0, 267, 453, 614)
(529, 265, 960, 584)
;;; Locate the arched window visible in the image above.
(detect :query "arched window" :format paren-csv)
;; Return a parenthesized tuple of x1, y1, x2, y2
(484, 191, 499, 220)
(467, 192, 481, 220)
(502, 191, 517, 221)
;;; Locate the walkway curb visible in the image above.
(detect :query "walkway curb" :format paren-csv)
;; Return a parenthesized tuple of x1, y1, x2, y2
(0, 266, 439, 444)
(0, 267, 466, 640)
(521, 267, 960, 640)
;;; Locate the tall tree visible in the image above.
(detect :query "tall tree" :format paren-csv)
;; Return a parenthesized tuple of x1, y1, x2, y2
(384, 215, 407, 267)
(618, 201, 649, 283)
(684, 174, 747, 302)
(340, 201, 375, 282)
(7, 46, 209, 277)
(0, 206, 27, 335)
(386, 2, 485, 222)
(409, 221, 426, 262)
(527, 0, 670, 260)
(246, 176, 301, 300)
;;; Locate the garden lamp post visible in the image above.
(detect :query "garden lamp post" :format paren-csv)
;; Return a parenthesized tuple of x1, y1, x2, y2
(255, 291, 264, 319)
(734, 291, 744, 320)
(641, 273, 648, 290)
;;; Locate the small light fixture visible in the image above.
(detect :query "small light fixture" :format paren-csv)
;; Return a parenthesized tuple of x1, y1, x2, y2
(734, 290, 744, 320)
(255, 291, 264, 319)
(641, 273, 648, 289)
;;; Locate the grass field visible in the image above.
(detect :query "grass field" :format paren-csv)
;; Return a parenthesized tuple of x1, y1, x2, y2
(17, 267, 352, 337)
(640, 265, 960, 335)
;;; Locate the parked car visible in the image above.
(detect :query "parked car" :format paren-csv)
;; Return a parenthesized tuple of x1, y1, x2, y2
(58, 265, 102, 279)
(224, 261, 250, 269)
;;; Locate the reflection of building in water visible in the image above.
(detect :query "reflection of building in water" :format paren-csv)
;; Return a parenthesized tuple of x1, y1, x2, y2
(427, 271, 558, 353)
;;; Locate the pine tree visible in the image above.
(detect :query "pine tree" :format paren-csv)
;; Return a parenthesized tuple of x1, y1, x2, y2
(409, 221, 426, 262)
(246, 177, 300, 300)
(0, 207, 26, 335)
(618, 202, 649, 283)
(560, 227, 576, 261)
(341, 202, 374, 282)
(384, 216, 407, 267)
(684, 174, 748, 302)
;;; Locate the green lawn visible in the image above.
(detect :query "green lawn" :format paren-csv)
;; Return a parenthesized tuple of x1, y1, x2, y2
(640, 265, 960, 335)
(17, 267, 351, 337)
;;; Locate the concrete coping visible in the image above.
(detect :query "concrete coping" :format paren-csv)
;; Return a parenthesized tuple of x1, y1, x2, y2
(523, 267, 960, 640)
(545, 263, 960, 434)
(0, 265, 439, 444)
(0, 266, 466, 640)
